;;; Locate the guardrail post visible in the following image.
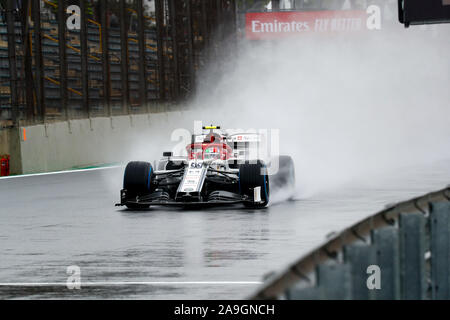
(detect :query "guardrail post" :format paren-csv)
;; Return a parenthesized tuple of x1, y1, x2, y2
(344, 243, 376, 300)
(287, 286, 324, 300)
(316, 262, 352, 299)
(371, 226, 401, 300)
(399, 212, 427, 300)
(429, 201, 450, 300)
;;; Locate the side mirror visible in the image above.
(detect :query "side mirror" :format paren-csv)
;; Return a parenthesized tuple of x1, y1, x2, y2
(163, 151, 173, 157)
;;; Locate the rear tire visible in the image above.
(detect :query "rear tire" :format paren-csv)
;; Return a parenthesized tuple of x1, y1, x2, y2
(272, 155, 295, 193)
(239, 161, 269, 208)
(123, 161, 153, 209)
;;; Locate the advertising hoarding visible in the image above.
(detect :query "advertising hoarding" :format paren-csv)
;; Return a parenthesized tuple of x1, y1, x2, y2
(245, 10, 371, 40)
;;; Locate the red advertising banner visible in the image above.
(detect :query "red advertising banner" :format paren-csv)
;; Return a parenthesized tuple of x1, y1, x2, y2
(245, 11, 370, 40)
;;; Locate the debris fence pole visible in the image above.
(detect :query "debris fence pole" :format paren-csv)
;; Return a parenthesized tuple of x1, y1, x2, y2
(136, 0, 148, 112)
(119, 0, 130, 114)
(79, 0, 90, 118)
(58, 0, 69, 121)
(185, 0, 195, 97)
(100, 0, 111, 118)
(6, 0, 19, 125)
(155, 0, 165, 101)
(168, 0, 179, 101)
(32, 0, 45, 122)
(20, 0, 35, 122)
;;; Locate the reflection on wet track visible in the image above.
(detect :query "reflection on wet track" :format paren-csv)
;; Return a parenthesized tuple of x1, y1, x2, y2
(0, 160, 449, 299)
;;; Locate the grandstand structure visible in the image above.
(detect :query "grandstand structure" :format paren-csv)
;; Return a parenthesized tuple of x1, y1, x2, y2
(0, 0, 237, 127)
(0, 0, 443, 128)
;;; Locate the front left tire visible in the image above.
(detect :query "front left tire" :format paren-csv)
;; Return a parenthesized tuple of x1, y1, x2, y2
(123, 161, 153, 209)
(239, 161, 270, 208)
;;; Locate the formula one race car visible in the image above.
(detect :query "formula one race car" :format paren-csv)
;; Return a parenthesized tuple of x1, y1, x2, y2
(116, 126, 295, 209)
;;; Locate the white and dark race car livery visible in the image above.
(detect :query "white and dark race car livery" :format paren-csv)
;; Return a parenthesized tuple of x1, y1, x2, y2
(116, 126, 295, 209)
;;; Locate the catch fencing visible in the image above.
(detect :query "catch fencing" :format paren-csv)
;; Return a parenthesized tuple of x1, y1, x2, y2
(251, 185, 450, 300)
(0, 0, 236, 128)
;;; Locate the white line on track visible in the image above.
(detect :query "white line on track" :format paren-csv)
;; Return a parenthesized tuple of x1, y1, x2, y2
(0, 165, 122, 180)
(0, 281, 262, 286)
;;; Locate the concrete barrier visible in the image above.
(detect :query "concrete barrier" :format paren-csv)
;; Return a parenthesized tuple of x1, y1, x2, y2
(0, 129, 9, 155)
(5, 110, 197, 175)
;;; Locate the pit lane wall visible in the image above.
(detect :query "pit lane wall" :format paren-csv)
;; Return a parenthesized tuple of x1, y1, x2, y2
(4, 109, 195, 175)
(251, 186, 450, 300)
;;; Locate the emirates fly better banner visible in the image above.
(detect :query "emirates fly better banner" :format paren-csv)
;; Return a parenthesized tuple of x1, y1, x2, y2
(245, 11, 373, 40)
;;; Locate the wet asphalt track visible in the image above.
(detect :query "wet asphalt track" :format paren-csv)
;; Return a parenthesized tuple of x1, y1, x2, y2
(0, 160, 449, 299)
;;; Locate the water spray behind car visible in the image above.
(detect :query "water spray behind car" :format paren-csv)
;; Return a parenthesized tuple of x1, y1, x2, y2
(104, 23, 450, 205)
(191, 24, 450, 199)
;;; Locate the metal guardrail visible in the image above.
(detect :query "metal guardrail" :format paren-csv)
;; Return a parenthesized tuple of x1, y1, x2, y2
(251, 185, 450, 300)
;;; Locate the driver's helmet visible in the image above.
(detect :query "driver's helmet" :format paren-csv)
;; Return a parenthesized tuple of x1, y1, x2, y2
(204, 132, 221, 144)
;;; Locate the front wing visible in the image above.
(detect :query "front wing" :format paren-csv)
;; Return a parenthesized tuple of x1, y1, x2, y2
(115, 189, 260, 207)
